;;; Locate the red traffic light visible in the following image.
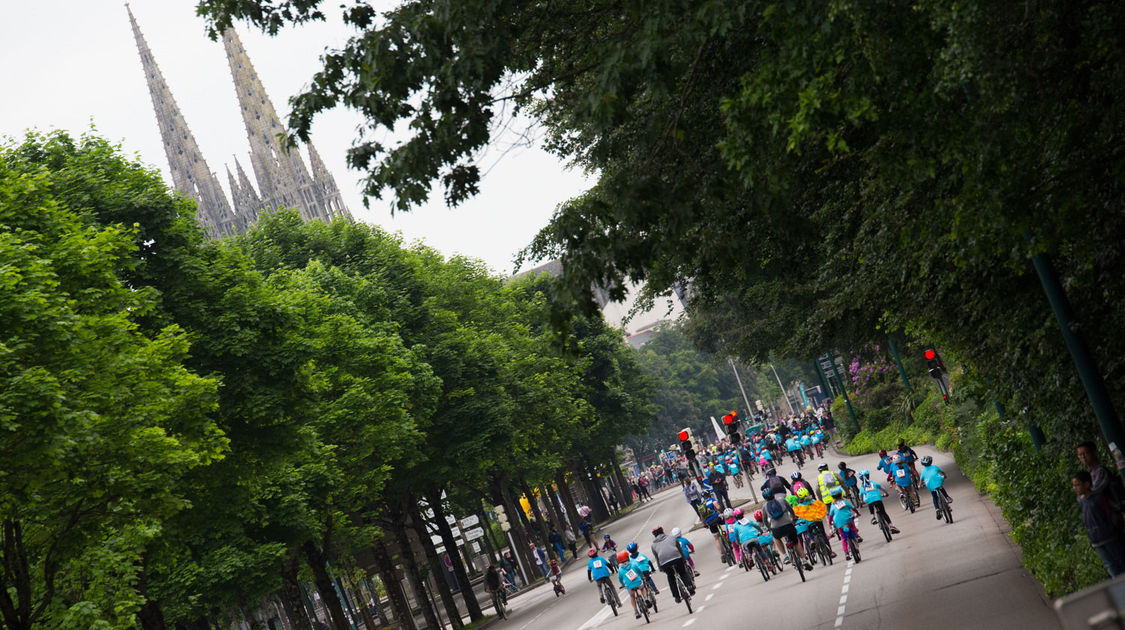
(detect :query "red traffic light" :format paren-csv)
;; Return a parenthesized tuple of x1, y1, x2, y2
(924, 349, 936, 360)
(730, 410, 738, 417)
(723, 414, 733, 425)
(678, 431, 690, 441)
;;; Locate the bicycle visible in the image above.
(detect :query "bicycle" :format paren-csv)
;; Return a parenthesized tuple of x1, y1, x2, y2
(642, 571, 660, 596)
(838, 524, 862, 563)
(631, 586, 653, 623)
(935, 489, 954, 524)
(845, 483, 863, 507)
(875, 508, 894, 542)
(600, 579, 622, 616)
(719, 535, 735, 567)
(784, 537, 806, 582)
(491, 590, 507, 620)
(672, 570, 694, 614)
(750, 543, 772, 582)
(897, 486, 916, 513)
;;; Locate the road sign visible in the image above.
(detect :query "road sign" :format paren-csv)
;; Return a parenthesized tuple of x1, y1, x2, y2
(464, 527, 486, 541)
(460, 515, 480, 528)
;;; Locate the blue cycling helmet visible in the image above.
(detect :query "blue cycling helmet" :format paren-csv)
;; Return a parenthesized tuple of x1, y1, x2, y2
(603, 533, 611, 539)
(626, 542, 638, 553)
(858, 469, 871, 478)
(791, 471, 803, 480)
(829, 486, 844, 497)
(762, 488, 774, 500)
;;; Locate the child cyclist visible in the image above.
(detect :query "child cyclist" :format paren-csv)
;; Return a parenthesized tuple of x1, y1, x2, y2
(671, 527, 700, 576)
(919, 455, 954, 519)
(857, 469, 900, 534)
(586, 548, 613, 603)
(616, 551, 650, 619)
(625, 542, 656, 591)
(601, 533, 619, 572)
(827, 486, 863, 560)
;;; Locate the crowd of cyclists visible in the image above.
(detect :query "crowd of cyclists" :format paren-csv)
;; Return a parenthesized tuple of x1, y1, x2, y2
(488, 403, 957, 623)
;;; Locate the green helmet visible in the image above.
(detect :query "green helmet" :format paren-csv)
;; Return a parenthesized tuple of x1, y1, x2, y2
(785, 495, 798, 506)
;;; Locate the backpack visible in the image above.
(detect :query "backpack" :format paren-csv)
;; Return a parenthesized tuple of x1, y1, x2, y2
(768, 476, 786, 495)
(766, 498, 785, 520)
(697, 502, 717, 523)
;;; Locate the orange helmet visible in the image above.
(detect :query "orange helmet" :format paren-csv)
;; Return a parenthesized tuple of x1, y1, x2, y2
(616, 551, 630, 563)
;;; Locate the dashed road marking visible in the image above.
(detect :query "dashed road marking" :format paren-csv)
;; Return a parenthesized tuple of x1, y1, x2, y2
(834, 560, 855, 628)
(705, 594, 714, 601)
(683, 618, 696, 627)
(711, 582, 723, 590)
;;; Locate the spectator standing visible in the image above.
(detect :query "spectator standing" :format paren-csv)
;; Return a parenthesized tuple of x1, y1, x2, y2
(564, 526, 578, 559)
(1073, 470, 1125, 577)
(708, 465, 732, 511)
(529, 542, 549, 578)
(683, 479, 703, 515)
(548, 525, 566, 561)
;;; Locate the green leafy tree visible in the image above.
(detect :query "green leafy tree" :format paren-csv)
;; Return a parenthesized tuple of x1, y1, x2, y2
(0, 131, 223, 630)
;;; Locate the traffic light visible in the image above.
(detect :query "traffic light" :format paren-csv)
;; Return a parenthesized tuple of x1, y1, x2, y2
(723, 411, 742, 444)
(678, 429, 696, 459)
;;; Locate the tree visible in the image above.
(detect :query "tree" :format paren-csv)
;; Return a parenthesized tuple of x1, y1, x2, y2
(0, 131, 223, 629)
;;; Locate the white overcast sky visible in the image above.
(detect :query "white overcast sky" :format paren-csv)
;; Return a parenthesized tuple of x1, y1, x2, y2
(0, 1, 592, 275)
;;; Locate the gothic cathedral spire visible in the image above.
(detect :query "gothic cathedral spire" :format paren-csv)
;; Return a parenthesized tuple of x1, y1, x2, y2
(127, 5, 241, 238)
(220, 27, 351, 223)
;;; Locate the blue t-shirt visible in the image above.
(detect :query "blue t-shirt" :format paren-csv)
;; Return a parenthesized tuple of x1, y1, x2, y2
(761, 450, 772, 461)
(676, 536, 693, 557)
(733, 521, 760, 545)
(786, 438, 800, 452)
(588, 556, 611, 580)
(729, 462, 740, 475)
(618, 560, 644, 589)
(800, 436, 811, 447)
(630, 551, 653, 573)
(890, 463, 913, 487)
(829, 499, 857, 529)
(861, 480, 884, 504)
(920, 464, 946, 490)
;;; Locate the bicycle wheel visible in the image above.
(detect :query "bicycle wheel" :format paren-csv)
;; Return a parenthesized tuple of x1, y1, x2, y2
(941, 493, 954, 524)
(650, 590, 658, 613)
(647, 573, 660, 594)
(605, 584, 618, 616)
(755, 548, 770, 582)
(816, 531, 833, 566)
(790, 547, 806, 582)
(640, 594, 650, 623)
(494, 593, 506, 619)
(675, 575, 693, 614)
(879, 513, 892, 542)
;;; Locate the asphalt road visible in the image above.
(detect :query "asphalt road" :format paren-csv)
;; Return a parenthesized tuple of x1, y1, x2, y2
(487, 445, 1061, 630)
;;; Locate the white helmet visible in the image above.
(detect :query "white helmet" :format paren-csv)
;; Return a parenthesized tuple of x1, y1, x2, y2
(723, 508, 735, 519)
(671, 527, 682, 537)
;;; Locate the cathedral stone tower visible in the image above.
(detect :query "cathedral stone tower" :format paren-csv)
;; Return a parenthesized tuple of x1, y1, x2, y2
(130, 7, 351, 237)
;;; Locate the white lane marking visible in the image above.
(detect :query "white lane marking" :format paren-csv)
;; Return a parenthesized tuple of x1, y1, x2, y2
(683, 619, 697, 627)
(834, 559, 855, 628)
(519, 609, 548, 630)
(697, 606, 706, 612)
(725, 565, 735, 573)
(711, 582, 723, 590)
(576, 605, 613, 630)
(705, 594, 714, 601)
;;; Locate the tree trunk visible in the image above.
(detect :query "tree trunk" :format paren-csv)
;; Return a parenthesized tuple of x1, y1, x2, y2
(137, 554, 167, 630)
(388, 509, 441, 630)
(539, 484, 564, 531)
(355, 577, 379, 630)
(408, 499, 464, 629)
(554, 471, 583, 538)
(425, 490, 483, 622)
(371, 539, 416, 630)
(279, 550, 314, 630)
(578, 460, 610, 522)
(611, 457, 633, 507)
(519, 479, 552, 559)
(496, 480, 536, 584)
(301, 541, 350, 630)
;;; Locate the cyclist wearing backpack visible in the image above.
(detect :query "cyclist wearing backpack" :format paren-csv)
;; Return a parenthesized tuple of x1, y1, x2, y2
(762, 488, 814, 571)
(817, 463, 843, 504)
(761, 468, 792, 499)
(697, 491, 724, 555)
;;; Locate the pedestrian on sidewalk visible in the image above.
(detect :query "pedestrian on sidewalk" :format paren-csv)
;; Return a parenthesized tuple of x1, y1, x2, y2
(502, 551, 522, 586)
(1073, 470, 1125, 577)
(548, 525, 566, 561)
(564, 526, 578, 558)
(578, 518, 593, 548)
(683, 479, 702, 515)
(1077, 441, 1125, 503)
(529, 542, 549, 578)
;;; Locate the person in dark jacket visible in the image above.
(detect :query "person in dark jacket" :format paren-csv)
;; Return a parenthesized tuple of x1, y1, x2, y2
(1073, 470, 1125, 577)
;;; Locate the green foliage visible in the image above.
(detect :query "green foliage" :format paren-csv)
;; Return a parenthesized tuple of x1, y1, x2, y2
(0, 131, 223, 629)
